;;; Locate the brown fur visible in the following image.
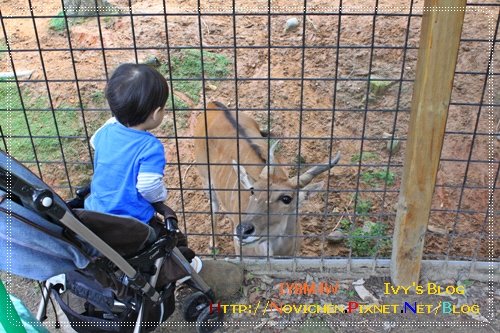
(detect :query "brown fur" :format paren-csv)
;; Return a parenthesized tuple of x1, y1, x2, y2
(193, 102, 328, 256)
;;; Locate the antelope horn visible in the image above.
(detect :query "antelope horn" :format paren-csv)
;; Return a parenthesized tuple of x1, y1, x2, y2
(293, 151, 341, 188)
(260, 140, 280, 179)
(233, 160, 254, 190)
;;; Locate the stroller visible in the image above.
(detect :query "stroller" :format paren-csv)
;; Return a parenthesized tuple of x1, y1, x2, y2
(0, 150, 224, 333)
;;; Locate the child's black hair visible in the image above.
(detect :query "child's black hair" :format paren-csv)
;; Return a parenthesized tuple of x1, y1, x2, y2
(105, 63, 169, 127)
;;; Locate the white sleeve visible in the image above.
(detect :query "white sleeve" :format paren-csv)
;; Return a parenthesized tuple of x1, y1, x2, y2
(90, 117, 118, 149)
(137, 172, 168, 203)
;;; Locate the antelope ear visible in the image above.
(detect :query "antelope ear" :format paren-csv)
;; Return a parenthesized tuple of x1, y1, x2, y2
(259, 140, 280, 180)
(232, 160, 254, 190)
(298, 181, 324, 203)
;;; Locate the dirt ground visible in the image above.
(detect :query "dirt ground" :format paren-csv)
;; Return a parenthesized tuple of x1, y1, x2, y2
(1, 0, 498, 260)
(0, 0, 499, 331)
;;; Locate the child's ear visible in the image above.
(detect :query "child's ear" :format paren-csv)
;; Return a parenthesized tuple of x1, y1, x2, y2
(152, 107, 163, 120)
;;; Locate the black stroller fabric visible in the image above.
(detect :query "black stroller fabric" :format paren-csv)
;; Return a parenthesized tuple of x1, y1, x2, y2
(0, 151, 195, 332)
(72, 209, 156, 257)
(52, 271, 176, 333)
(0, 189, 92, 281)
(0, 190, 165, 281)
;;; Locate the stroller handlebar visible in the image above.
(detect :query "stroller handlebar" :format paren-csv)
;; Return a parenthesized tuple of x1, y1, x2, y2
(165, 217, 179, 234)
(75, 185, 91, 199)
(152, 202, 179, 234)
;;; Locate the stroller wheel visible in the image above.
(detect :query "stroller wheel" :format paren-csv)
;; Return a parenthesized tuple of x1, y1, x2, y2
(196, 305, 224, 333)
(182, 291, 210, 322)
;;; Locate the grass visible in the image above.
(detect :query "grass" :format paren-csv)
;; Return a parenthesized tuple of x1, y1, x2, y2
(350, 151, 379, 163)
(90, 90, 106, 104)
(354, 195, 372, 216)
(159, 49, 231, 104)
(156, 49, 231, 134)
(339, 219, 351, 231)
(346, 221, 391, 257)
(0, 80, 82, 161)
(171, 95, 189, 110)
(361, 169, 396, 186)
(1, 48, 231, 162)
(341, 201, 391, 257)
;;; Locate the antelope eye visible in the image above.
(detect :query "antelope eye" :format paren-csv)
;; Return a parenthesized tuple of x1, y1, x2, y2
(279, 195, 293, 204)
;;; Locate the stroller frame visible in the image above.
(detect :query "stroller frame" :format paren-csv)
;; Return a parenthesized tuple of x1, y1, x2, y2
(0, 151, 222, 333)
(36, 248, 206, 333)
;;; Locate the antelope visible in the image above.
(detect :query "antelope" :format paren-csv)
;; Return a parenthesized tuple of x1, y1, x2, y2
(193, 101, 341, 256)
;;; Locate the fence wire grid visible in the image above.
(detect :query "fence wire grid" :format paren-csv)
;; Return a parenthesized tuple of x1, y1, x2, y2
(0, 0, 498, 263)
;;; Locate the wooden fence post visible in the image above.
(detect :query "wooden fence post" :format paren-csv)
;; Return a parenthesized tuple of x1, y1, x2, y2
(391, 0, 466, 285)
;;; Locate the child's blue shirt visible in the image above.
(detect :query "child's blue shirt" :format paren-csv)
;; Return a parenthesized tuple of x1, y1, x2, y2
(84, 121, 165, 224)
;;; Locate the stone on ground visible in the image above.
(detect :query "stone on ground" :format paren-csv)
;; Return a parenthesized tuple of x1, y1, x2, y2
(198, 260, 244, 301)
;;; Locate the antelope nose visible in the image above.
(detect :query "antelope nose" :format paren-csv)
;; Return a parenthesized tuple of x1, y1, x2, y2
(236, 223, 255, 240)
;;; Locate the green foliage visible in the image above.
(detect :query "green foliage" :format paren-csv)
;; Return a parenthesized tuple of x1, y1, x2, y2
(370, 80, 392, 96)
(90, 90, 105, 104)
(354, 195, 372, 216)
(339, 219, 351, 231)
(49, 12, 67, 31)
(361, 169, 396, 186)
(350, 151, 379, 163)
(459, 280, 473, 288)
(7, 111, 81, 162)
(159, 49, 231, 104)
(0, 79, 48, 114)
(347, 221, 391, 257)
(49, 9, 97, 32)
(0, 80, 81, 161)
(157, 50, 231, 134)
(171, 95, 188, 110)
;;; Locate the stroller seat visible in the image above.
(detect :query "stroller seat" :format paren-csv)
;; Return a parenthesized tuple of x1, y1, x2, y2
(72, 209, 157, 257)
(0, 150, 224, 333)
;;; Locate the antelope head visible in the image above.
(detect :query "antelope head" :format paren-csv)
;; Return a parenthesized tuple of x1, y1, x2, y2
(232, 142, 341, 256)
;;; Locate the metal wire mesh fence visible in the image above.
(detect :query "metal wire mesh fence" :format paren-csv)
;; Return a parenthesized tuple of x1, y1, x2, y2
(0, 0, 498, 263)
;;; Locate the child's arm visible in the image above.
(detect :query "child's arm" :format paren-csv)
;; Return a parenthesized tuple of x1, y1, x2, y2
(137, 139, 167, 203)
(136, 172, 167, 203)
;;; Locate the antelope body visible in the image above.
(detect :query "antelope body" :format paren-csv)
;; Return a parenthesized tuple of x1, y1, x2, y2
(193, 101, 340, 256)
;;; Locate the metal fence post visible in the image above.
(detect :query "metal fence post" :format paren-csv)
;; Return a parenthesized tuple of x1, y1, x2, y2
(391, 0, 466, 286)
